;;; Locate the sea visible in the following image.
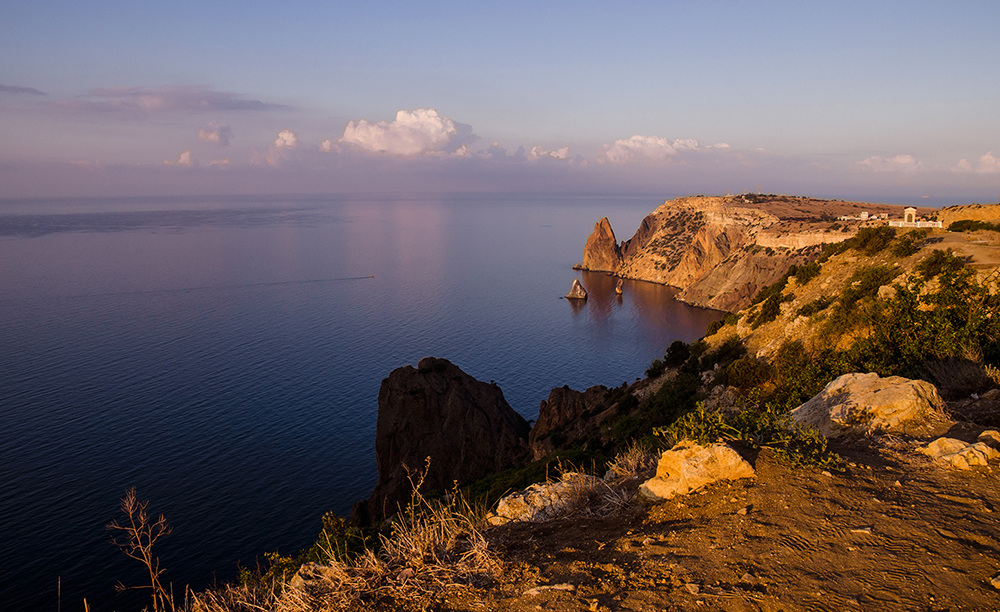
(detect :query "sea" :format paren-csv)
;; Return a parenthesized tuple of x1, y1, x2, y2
(0, 193, 723, 611)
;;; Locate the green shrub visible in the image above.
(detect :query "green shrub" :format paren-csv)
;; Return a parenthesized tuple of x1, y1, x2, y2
(664, 340, 691, 367)
(700, 335, 745, 371)
(726, 356, 772, 389)
(851, 226, 896, 255)
(645, 358, 666, 378)
(796, 296, 834, 317)
(794, 262, 821, 285)
(948, 219, 1000, 233)
(751, 292, 794, 328)
(816, 240, 851, 264)
(890, 229, 927, 257)
(915, 248, 966, 280)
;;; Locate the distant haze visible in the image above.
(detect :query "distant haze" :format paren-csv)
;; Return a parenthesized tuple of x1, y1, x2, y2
(1, 2, 998, 203)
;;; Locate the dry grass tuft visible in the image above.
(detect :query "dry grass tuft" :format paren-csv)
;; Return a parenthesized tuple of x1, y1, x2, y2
(604, 441, 659, 483)
(192, 460, 499, 611)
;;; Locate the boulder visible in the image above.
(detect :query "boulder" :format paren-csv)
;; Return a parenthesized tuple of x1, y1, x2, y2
(790, 372, 951, 438)
(638, 441, 755, 502)
(565, 279, 588, 300)
(919, 437, 1000, 470)
(487, 472, 601, 525)
(528, 385, 609, 460)
(364, 357, 530, 522)
(577, 217, 621, 272)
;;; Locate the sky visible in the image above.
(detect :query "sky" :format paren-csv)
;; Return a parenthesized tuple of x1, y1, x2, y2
(1, 0, 998, 203)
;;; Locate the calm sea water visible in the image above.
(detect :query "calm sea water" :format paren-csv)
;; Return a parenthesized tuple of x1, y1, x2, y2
(0, 193, 721, 611)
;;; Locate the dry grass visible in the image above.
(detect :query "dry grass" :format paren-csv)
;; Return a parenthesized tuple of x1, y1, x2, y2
(190, 448, 658, 611)
(192, 462, 499, 611)
(920, 357, 998, 400)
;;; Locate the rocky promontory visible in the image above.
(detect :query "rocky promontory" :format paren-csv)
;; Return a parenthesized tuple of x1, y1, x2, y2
(576, 194, 934, 311)
(359, 357, 531, 523)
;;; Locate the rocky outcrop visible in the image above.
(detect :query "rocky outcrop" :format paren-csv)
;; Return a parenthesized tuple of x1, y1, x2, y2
(487, 472, 602, 525)
(529, 385, 610, 460)
(919, 433, 1000, 470)
(638, 441, 755, 502)
(577, 195, 920, 312)
(565, 279, 588, 300)
(576, 217, 621, 272)
(790, 373, 952, 438)
(362, 357, 530, 523)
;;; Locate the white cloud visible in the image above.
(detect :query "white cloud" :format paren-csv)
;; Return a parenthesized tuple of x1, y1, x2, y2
(452, 144, 471, 157)
(953, 158, 973, 173)
(975, 151, 1000, 174)
(528, 145, 570, 161)
(197, 123, 232, 146)
(602, 135, 676, 163)
(339, 108, 474, 156)
(163, 150, 193, 166)
(319, 138, 334, 153)
(711, 143, 731, 149)
(274, 129, 298, 150)
(672, 138, 700, 151)
(857, 154, 921, 172)
(208, 158, 230, 166)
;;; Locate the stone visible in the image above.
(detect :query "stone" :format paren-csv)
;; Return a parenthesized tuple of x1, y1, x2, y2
(919, 437, 1000, 470)
(488, 472, 601, 524)
(362, 357, 530, 523)
(523, 584, 576, 596)
(790, 372, 951, 438)
(983, 388, 1000, 401)
(565, 278, 588, 300)
(576, 217, 622, 273)
(979, 430, 1000, 449)
(638, 442, 755, 502)
(529, 384, 609, 460)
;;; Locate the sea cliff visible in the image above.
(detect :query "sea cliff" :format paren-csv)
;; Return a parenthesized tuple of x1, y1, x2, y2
(575, 194, 935, 311)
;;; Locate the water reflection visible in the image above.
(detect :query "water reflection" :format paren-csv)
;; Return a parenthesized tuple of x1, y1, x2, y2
(571, 270, 724, 341)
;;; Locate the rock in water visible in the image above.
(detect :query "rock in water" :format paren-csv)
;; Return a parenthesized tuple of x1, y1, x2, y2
(565, 279, 588, 300)
(576, 217, 622, 272)
(615, 278, 623, 295)
(364, 357, 530, 522)
(790, 372, 951, 438)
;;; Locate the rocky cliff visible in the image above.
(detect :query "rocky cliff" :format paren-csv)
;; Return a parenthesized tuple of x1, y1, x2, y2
(576, 195, 923, 312)
(360, 357, 531, 523)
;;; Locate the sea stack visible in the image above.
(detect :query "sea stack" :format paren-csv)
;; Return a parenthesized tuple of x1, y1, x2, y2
(565, 279, 588, 300)
(575, 217, 622, 272)
(615, 278, 624, 295)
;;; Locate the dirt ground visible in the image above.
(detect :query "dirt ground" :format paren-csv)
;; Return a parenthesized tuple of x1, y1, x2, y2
(365, 432, 1000, 612)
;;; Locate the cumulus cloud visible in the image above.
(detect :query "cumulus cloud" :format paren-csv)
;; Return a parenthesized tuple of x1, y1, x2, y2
(197, 123, 232, 146)
(975, 151, 1000, 174)
(603, 135, 677, 163)
(208, 158, 230, 166)
(710, 143, 731, 149)
(340, 108, 475, 156)
(163, 150, 194, 166)
(857, 154, 921, 172)
(53, 85, 285, 114)
(528, 145, 570, 161)
(319, 138, 334, 153)
(0, 83, 47, 96)
(452, 144, 471, 157)
(274, 129, 298, 150)
(671, 138, 700, 151)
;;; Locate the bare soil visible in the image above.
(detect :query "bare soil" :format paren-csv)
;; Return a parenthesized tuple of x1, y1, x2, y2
(360, 436, 1000, 612)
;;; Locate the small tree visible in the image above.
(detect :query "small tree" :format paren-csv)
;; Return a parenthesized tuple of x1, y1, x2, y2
(107, 487, 173, 611)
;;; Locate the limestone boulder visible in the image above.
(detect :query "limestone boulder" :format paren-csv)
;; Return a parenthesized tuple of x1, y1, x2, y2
(638, 441, 755, 502)
(577, 217, 621, 272)
(565, 279, 588, 300)
(919, 437, 1000, 470)
(790, 372, 951, 438)
(364, 357, 530, 523)
(487, 472, 601, 525)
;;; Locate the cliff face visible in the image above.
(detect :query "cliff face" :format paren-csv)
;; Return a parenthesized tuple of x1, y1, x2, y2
(362, 357, 530, 523)
(580, 195, 915, 312)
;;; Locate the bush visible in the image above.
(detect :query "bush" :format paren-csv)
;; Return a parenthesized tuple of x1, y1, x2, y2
(915, 248, 966, 280)
(794, 262, 821, 285)
(645, 358, 666, 378)
(890, 229, 927, 257)
(850, 226, 896, 255)
(751, 292, 794, 328)
(726, 356, 772, 389)
(796, 296, 834, 317)
(948, 219, 1000, 233)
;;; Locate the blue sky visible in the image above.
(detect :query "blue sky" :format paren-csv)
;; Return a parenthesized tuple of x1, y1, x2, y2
(1, 1, 998, 202)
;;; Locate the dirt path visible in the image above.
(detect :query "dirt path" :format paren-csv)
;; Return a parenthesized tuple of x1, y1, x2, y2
(370, 441, 1000, 612)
